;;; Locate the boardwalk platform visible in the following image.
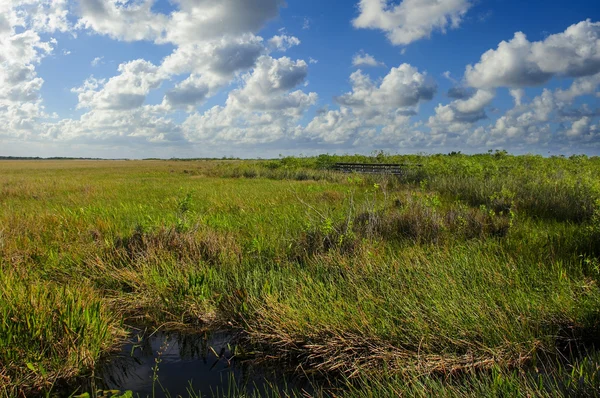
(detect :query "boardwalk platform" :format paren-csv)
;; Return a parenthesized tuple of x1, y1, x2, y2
(332, 163, 420, 176)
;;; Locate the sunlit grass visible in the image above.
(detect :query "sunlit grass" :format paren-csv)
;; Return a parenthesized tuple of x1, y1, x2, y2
(1, 155, 599, 396)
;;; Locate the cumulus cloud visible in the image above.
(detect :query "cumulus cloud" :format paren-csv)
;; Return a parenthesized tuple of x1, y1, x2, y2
(11, 0, 71, 34)
(446, 73, 600, 153)
(304, 107, 421, 147)
(162, 0, 283, 46)
(71, 0, 302, 136)
(0, 31, 50, 106)
(156, 34, 268, 108)
(562, 116, 599, 141)
(304, 108, 364, 144)
(234, 56, 310, 97)
(268, 35, 301, 52)
(509, 88, 525, 106)
(76, 0, 169, 42)
(352, 0, 472, 46)
(335, 64, 437, 120)
(161, 35, 265, 77)
(73, 60, 165, 110)
(18, 0, 305, 148)
(482, 89, 556, 146)
(464, 85, 597, 150)
(436, 20, 600, 151)
(352, 52, 385, 67)
(447, 86, 475, 99)
(2, 0, 301, 149)
(418, 19, 600, 151)
(76, 0, 284, 46)
(0, 0, 68, 138)
(2, 1, 599, 156)
(44, 105, 185, 144)
(465, 20, 600, 89)
(302, 64, 436, 148)
(183, 56, 318, 144)
(554, 72, 600, 102)
(559, 104, 600, 119)
(428, 89, 495, 133)
(163, 75, 211, 110)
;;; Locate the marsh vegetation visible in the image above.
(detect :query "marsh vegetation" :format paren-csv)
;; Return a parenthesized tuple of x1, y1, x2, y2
(1, 153, 600, 397)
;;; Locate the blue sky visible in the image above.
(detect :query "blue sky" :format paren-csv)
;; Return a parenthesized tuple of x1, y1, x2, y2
(1, 0, 599, 158)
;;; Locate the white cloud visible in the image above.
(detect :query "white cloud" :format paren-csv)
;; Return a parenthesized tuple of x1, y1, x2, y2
(335, 64, 437, 120)
(73, 60, 166, 111)
(562, 117, 599, 141)
(352, 52, 385, 67)
(302, 65, 436, 148)
(442, 70, 456, 83)
(76, 0, 284, 47)
(91, 56, 104, 67)
(159, 34, 266, 86)
(0, 0, 67, 138)
(303, 17, 311, 30)
(428, 89, 495, 133)
(482, 89, 556, 146)
(554, 72, 600, 102)
(452, 76, 600, 152)
(509, 88, 525, 106)
(352, 0, 472, 46)
(268, 35, 301, 52)
(43, 105, 185, 145)
(183, 55, 318, 144)
(72, 0, 307, 136)
(76, 0, 168, 42)
(219, 56, 318, 125)
(164, 53, 316, 114)
(2, 1, 599, 156)
(161, 0, 283, 46)
(304, 108, 364, 144)
(465, 20, 600, 89)
(163, 75, 211, 110)
(8, 0, 71, 34)
(30, 0, 301, 147)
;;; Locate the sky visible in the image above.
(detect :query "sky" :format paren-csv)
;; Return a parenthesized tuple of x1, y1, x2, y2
(0, 0, 599, 158)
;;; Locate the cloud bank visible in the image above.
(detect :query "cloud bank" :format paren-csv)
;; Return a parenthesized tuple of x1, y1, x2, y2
(0, 0, 599, 157)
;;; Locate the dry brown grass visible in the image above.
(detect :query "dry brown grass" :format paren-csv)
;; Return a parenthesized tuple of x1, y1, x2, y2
(110, 226, 242, 267)
(245, 317, 535, 380)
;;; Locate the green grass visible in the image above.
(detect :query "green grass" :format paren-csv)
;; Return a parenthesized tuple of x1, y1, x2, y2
(1, 155, 599, 397)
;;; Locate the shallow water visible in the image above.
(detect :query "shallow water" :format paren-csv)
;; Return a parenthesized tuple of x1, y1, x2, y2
(96, 330, 315, 397)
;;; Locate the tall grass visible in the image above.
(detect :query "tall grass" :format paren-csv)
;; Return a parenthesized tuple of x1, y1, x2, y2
(1, 156, 600, 396)
(0, 268, 124, 395)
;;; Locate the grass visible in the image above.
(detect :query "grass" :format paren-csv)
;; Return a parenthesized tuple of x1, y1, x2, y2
(0, 154, 599, 397)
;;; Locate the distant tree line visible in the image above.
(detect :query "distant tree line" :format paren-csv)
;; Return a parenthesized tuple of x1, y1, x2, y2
(0, 156, 108, 160)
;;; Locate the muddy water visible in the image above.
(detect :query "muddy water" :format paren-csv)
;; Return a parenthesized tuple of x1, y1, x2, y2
(98, 330, 316, 397)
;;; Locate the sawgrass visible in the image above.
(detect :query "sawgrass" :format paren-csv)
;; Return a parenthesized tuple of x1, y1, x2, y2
(1, 155, 599, 396)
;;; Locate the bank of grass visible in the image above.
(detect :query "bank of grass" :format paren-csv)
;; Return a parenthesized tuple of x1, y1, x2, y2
(0, 268, 124, 396)
(0, 155, 599, 396)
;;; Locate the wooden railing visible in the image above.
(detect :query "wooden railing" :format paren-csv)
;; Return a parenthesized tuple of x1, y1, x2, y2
(332, 163, 420, 176)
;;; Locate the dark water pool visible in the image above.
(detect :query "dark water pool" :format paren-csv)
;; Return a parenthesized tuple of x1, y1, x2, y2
(95, 330, 316, 397)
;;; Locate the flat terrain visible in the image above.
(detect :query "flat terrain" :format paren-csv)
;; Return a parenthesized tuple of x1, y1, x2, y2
(1, 155, 600, 397)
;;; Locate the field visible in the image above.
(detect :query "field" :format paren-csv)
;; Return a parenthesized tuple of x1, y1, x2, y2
(1, 153, 600, 397)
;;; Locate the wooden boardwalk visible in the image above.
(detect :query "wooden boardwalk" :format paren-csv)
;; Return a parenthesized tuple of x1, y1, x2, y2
(332, 163, 420, 176)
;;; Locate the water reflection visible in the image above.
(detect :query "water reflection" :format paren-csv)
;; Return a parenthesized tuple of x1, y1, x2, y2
(98, 330, 315, 397)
